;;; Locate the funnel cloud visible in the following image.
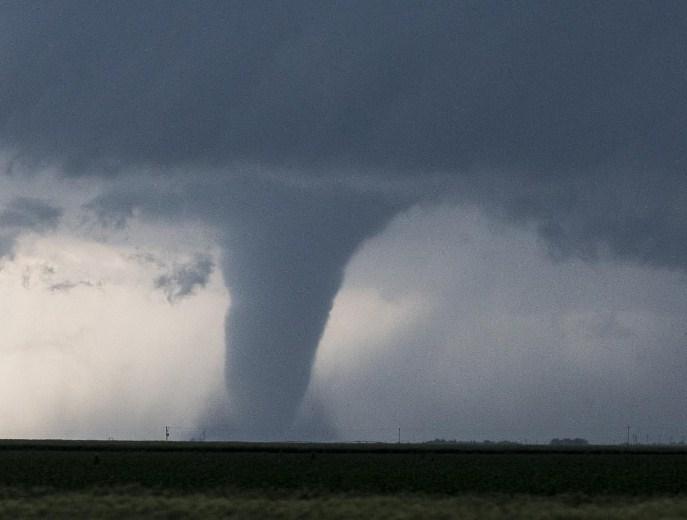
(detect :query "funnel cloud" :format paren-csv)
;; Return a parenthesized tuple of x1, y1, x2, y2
(218, 183, 397, 436)
(0, 197, 62, 258)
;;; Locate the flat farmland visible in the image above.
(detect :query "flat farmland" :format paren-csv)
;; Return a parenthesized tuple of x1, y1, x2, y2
(1, 441, 687, 518)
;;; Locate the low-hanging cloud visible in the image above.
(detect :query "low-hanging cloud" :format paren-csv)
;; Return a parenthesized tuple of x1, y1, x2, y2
(154, 255, 214, 304)
(0, 197, 62, 258)
(1, 1, 687, 437)
(0, 197, 62, 231)
(48, 280, 95, 293)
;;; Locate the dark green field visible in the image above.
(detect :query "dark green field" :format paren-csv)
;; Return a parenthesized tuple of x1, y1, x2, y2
(1, 440, 687, 518)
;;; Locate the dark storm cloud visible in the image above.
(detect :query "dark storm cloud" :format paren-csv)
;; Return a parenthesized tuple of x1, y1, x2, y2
(0, 197, 62, 232)
(0, 197, 62, 258)
(0, 1, 684, 176)
(154, 255, 214, 303)
(464, 173, 687, 270)
(1, 1, 685, 264)
(2, 1, 687, 437)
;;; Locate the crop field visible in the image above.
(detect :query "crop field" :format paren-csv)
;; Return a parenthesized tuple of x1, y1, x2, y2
(1, 441, 687, 518)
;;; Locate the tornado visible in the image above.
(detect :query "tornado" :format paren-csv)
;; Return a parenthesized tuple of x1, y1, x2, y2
(218, 182, 398, 437)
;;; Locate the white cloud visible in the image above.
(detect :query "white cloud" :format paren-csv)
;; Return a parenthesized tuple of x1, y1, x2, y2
(309, 205, 687, 443)
(0, 233, 227, 439)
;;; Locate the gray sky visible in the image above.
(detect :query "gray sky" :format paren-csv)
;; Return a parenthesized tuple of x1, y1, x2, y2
(0, 1, 686, 442)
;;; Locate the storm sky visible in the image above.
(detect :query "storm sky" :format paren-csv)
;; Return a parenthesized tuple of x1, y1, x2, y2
(1, 1, 686, 442)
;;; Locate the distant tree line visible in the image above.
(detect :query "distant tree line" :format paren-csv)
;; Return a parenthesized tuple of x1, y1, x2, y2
(422, 438, 591, 446)
(549, 438, 589, 446)
(424, 439, 521, 446)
